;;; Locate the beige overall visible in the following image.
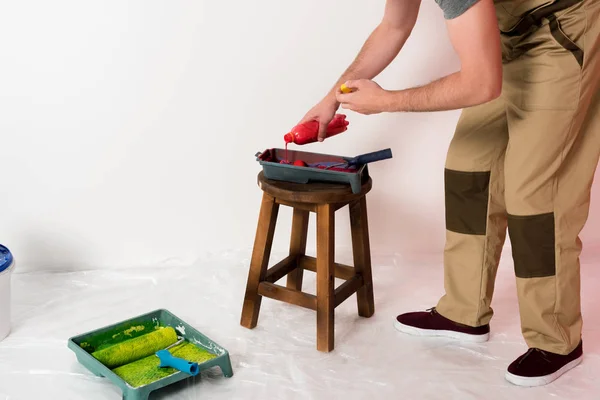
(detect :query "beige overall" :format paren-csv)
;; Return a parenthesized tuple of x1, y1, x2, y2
(436, 0, 600, 354)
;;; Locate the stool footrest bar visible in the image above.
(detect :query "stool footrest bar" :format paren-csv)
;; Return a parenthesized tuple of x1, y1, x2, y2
(334, 276, 365, 308)
(298, 256, 356, 281)
(258, 282, 318, 310)
(264, 255, 297, 283)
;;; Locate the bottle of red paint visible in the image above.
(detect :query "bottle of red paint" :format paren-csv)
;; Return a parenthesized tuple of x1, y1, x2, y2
(284, 114, 349, 145)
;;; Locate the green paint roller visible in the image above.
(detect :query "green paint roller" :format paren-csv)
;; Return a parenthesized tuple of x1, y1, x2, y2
(91, 326, 199, 376)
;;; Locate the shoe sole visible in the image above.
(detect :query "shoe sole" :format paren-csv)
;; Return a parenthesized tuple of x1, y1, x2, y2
(504, 355, 583, 387)
(393, 320, 490, 343)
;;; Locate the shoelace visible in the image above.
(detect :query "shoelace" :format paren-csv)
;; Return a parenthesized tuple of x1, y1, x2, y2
(518, 347, 552, 365)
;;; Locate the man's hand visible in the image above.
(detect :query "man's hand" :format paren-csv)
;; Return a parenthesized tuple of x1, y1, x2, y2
(335, 79, 391, 115)
(298, 96, 340, 142)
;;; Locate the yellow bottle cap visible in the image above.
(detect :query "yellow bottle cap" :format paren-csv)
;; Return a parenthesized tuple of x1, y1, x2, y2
(340, 83, 353, 94)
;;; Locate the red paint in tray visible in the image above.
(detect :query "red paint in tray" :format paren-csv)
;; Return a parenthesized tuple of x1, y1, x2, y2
(261, 148, 356, 173)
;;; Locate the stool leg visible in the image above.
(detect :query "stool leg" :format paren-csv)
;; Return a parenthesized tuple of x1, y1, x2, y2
(350, 197, 375, 318)
(316, 204, 335, 352)
(241, 193, 280, 329)
(287, 208, 309, 291)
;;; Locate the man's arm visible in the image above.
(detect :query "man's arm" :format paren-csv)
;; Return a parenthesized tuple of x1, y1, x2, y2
(386, 0, 502, 111)
(323, 0, 422, 104)
(300, 0, 422, 141)
(337, 0, 502, 113)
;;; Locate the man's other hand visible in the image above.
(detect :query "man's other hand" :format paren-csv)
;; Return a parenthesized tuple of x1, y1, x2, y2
(336, 79, 391, 115)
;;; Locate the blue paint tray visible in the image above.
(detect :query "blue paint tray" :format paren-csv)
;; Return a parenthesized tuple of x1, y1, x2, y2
(67, 309, 233, 400)
(256, 148, 371, 194)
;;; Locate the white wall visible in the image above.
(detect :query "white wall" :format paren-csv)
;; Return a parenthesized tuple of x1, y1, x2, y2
(1, 1, 599, 271)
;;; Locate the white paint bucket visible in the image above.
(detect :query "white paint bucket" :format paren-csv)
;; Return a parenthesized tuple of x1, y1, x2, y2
(0, 245, 15, 342)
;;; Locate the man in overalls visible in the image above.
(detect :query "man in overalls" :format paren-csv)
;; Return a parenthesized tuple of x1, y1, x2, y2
(300, 0, 599, 386)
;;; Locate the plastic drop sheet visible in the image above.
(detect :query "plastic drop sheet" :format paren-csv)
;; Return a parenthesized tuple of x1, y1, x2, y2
(0, 249, 599, 400)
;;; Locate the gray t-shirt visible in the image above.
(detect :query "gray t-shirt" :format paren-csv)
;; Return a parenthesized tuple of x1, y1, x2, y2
(436, 0, 481, 19)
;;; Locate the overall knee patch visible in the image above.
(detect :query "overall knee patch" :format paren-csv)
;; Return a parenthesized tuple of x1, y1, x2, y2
(444, 169, 490, 235)
(508, 213, 556, 278)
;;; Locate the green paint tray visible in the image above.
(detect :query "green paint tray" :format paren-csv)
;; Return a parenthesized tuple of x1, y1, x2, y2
(256, 148, 371, 194)
(68, 309, 233, 400)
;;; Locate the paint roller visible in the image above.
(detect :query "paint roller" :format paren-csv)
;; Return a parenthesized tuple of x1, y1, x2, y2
(91, 326, 199, 376)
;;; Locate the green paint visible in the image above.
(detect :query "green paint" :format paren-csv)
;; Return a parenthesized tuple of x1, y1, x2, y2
(80, 320, 165, 353)
(113, 342, 217, 388)
(112, 325, 146, 340)
(92, 327, 178, 369)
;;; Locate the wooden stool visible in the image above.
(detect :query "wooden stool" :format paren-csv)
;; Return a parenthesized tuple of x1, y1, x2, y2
(240, 171, 375, 352)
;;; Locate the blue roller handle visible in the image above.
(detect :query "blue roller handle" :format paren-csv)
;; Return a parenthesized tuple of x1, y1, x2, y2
(347, 148, 393, 166)
(156, 349, 199, 376)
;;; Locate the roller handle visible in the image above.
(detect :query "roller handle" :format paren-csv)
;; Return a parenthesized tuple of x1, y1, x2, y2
(348, 148, 393, 166)
(156, 349, 199, 376)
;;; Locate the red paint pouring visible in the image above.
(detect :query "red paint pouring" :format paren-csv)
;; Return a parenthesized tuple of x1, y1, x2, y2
(279, 143, 291, 164)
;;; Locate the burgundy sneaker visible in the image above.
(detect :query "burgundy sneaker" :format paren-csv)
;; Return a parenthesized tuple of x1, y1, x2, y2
(394, 307, 490, 343)
(505, 341, 583, 387)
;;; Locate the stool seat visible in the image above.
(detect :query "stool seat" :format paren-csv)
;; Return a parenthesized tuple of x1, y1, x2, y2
(257, 171, 372, 205)
(241, 172, 375, 352)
